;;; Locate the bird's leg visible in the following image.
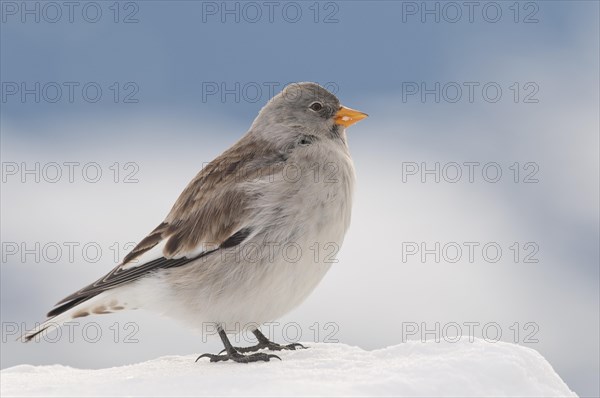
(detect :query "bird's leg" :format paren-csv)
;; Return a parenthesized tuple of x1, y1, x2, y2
(224, 328, 307, 354)
(196, 327, 281, 363)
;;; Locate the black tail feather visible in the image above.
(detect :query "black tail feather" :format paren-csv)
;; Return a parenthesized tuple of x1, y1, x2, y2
(46, 295, 96, 318)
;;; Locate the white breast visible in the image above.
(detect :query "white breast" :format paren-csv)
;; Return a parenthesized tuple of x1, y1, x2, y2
(130, 139, 355, 332)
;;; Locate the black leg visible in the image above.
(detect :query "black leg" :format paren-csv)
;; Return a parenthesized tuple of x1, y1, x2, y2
(221, 328, 307, 354)
(196, 328, 281, 363)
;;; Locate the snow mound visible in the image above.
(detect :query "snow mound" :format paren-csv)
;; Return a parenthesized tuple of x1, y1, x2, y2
(1, 339, 576, 397)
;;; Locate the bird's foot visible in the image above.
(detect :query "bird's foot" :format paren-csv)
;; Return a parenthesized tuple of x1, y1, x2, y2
(196, 350, 280, 363)
(223, 342, 307, 354)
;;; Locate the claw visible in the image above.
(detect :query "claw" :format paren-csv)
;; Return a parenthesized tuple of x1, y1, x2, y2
(196, 353, 216, 362)
(222, 341, 307, 354)
(199, 328, 299, 364)
(195, 352, 281, 363)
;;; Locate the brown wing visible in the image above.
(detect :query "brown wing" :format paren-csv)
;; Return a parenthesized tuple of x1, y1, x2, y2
(123, 134, 286, 263)
(49, 134, 286, 314)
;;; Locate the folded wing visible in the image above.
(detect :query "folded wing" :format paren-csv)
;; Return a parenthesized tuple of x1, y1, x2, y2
(47, 134, 285, 317)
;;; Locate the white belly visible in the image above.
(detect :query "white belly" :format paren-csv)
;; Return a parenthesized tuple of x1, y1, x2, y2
(131, 142, 355, 332)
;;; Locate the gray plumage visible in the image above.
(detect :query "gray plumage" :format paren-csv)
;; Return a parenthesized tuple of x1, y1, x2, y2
(22, 83, 367, 362)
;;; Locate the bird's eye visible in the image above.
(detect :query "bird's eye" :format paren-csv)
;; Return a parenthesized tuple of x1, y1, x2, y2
(299, 136, 312, 146)
(309, 102, 323, 111)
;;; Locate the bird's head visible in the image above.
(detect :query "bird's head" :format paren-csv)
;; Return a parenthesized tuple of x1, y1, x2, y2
(250, 82, 367, 145)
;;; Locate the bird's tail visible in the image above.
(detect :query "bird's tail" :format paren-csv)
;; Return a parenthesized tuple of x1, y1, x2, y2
(20, 292, 118, 342)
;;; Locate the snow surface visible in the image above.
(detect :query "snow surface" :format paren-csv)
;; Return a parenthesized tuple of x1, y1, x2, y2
(1, 339, 576, 397)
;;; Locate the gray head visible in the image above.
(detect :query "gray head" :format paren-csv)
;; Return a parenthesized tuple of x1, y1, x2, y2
(249, 82, 367, 145)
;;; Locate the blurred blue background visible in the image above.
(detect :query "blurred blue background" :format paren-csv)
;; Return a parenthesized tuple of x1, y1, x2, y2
(1, 1, 598, 396)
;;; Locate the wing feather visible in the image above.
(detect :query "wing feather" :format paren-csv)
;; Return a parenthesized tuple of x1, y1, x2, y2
(47, 135, 286, 316)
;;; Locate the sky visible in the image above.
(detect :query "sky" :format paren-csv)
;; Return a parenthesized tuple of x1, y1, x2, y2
(1, 1, 599, 396)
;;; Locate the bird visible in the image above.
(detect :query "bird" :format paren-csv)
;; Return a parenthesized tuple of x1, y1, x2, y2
(21, 82, 368, 363)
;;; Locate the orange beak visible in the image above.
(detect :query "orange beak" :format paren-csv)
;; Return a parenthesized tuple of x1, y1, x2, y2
(335, 106, 368, 127)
